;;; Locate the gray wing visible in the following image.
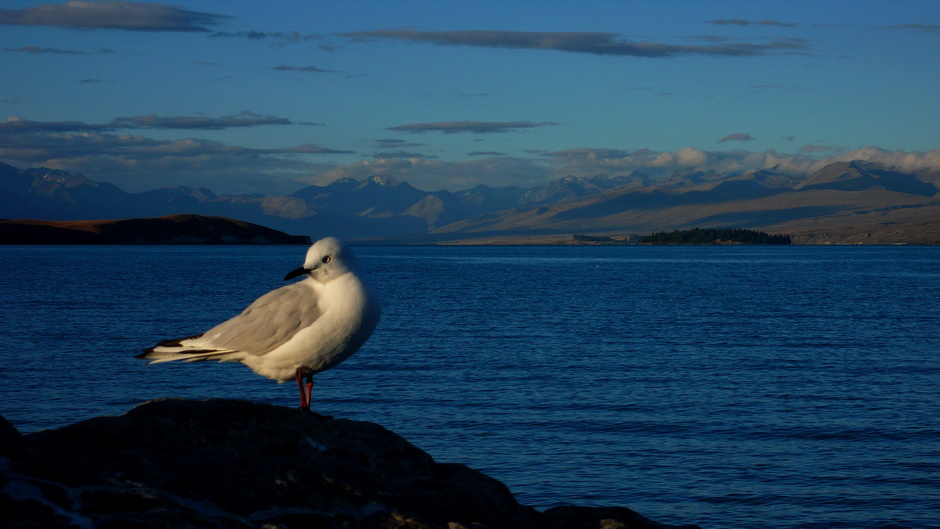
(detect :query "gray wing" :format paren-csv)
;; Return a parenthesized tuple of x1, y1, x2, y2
(199, 281, 321, 355)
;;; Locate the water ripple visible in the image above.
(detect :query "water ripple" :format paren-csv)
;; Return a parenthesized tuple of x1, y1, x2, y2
(2, 245, 939, 529)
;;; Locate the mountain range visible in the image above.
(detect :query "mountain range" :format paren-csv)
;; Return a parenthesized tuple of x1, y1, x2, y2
(1, 161, 938, 244)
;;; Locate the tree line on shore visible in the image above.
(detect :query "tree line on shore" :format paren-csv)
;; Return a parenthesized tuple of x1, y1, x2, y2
(641, 228, 791, 245)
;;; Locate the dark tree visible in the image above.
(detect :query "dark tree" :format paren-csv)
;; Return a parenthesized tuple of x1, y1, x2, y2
(641, 228, 791, 245)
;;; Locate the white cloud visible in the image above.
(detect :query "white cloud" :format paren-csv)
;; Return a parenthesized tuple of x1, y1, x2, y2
(534, 146, 940, 183)
(4, 117, 939, 195)
(663, 146, 709, 167)
(300, 146, 940, 193)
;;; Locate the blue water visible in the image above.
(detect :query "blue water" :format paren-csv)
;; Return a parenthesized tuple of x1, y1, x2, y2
(1, 245, 938, 528)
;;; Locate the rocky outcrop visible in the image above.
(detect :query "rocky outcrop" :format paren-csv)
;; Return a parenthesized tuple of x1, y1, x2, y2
(1, 399, 700, 529)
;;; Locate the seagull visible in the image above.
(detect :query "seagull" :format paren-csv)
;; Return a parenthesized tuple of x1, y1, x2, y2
(137, 237, 381, 411)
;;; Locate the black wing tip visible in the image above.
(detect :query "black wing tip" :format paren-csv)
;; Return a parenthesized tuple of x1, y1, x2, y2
(137, 333, 205, 358)
(156, 333, 204, 347)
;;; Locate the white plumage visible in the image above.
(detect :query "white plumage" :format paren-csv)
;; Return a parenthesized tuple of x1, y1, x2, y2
(137, 237, 381, 409)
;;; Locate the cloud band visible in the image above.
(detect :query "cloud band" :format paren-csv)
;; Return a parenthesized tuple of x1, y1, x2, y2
(345, 29, 807, 58)
(387, 120, 558, 134)
(0, 1, 228, 32)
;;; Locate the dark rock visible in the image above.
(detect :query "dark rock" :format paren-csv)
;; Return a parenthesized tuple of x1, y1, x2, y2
(0, 413, 24, 458)
(542, 506, 698, 529)
(2, 399, 701, 529)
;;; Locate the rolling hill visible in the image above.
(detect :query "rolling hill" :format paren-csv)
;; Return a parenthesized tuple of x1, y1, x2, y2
(0, 215, 311, 245)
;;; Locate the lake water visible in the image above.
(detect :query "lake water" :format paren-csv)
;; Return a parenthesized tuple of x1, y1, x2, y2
(1, 244, 938, 528)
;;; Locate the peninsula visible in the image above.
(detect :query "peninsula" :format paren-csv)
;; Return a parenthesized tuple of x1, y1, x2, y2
(0, 214, 311, 245)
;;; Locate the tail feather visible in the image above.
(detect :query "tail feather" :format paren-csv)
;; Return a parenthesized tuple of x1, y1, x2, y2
(139, 349, 238, 364)
(137, 333, 238, 364)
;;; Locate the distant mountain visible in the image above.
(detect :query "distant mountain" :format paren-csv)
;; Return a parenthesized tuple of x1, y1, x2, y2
(796, 160, 938, 196)
(0, 162, 132, 220)
(1, 160, 938, 244)
(454, 184, 525, 211)
(0, 214, 311, 245)
(292, 175, 426, 215)
(0, 163, 421, 239)
(290, 175, 476, 229)
(729, 167, 804, 189)
(655, 169, 726, 189)
(427, 163, 939, 244)
(516, 172, 651, 205)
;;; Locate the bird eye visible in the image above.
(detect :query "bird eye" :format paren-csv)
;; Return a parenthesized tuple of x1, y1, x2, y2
(322, 255, 332, 264)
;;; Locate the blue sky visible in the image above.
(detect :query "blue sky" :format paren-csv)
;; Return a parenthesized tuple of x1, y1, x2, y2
(1, 0, 938, 194)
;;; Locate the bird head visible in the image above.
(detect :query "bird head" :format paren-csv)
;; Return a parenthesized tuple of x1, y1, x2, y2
(284, 237, 359, 283)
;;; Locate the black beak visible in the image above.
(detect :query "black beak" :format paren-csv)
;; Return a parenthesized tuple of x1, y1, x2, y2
(284, 267, 313, 281)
